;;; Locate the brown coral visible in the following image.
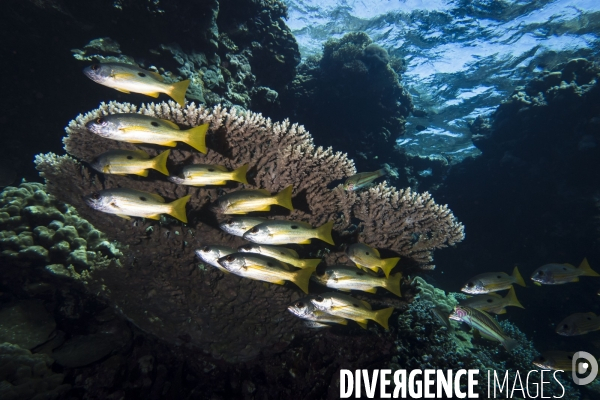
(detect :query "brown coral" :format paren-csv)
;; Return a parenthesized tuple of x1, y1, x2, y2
(35, 100, 463, 360)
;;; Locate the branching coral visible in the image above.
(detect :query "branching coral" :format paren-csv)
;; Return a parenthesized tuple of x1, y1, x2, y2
(34, 100, 463, 360)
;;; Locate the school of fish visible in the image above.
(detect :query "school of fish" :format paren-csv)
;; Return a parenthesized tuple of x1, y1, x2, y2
(82, 62, 401, 331)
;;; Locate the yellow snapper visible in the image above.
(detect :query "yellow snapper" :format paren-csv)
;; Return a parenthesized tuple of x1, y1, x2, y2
(237, 244, 321, 269)
(461, 266, 526, 294)
(85, 113, 208, 153)
(346, 243, 399, 278)
(219, 216, 267, 237)
(556, 312, 600, 336)
(243, 220, 335, 246)
(217, 252, 315, 294)
(287, 297, 348, 328)
(91, 149, 170, 177)
(312, 266, 403, 297)
(83, 62, 190, 106)
(212, 186, 294, 214)
(533, 351, 577, 371)
(531, 258, 599, 285)
(343, 169, 386, 191)
(84, 188, 190, 223)
(169, 164, 248, 186)
(460, 286, 524, 314)
(195, 245, 235, 274)
(449, 305, 519, 351)
(309, 292, 394, 329)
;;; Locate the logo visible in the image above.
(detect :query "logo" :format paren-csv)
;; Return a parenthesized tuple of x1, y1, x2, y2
(572, 351, 598, 385)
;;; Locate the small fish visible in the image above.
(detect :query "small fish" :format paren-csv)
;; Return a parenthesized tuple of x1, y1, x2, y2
(449, 305, 519, 351)
(531, 258, 599, 285)
(195, 245, 235, 274)
(287, 297, 348, 327)
(310, 292, 394, 330)
(532, 351, 577, 371)
(219, 216, 267, 237)
(213, 186, 294, 215)
(243, 220, 335, 246)
(169, 164, 248, 186)
(217, 253, 316, 294)
(461, 266, 526, 294)
(90, 149, 170, 177)
(460, 286, 524, 314)
(83, 62, 190, 106)
(84, 188, 190, 223)
(556, 312, 600, 336)
(346, 243, 399, 278)
(238, 244, 321, 269)
(86, 113, 208, 153)
(343, 169, 386, 191)
(311, 266, 402, 297)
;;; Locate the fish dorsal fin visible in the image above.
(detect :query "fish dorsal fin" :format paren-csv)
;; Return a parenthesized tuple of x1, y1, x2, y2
(147, 70, 164, 81)
(209, 164, 230, 172)
(564, 263, 575, 268)
(369, 246, 381, 258)
(256, 188, 271, 196)
(160, 119, 180, 130)
(147, 193, 165, 202)
(360, 300, 372, 310)
(132, 149, 150, 159)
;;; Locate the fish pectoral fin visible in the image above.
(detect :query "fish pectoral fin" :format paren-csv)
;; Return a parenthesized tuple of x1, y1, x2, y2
(147, 70, 164, 81)
(115, 88, 131, 94)
(145, 214, 161, 220)
(359, 300, 372, 310)
(116, 214, 132, 220)
(355, 320, 369, 329)
(160, 119, 180, 130)
(533, 281, 542, 286)
(146, 92, 160, 98)
(147, 193, 165, 202)
(496, 308, 507, 314)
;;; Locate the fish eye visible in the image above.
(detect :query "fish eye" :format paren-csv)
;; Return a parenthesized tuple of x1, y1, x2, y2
(96, 117, 103, 124)
(151, 121, 159, 127)
(91, 64, 100, 71)
(91, 192, 100, 200)
(563, 324, 568, 330)
(202, 246, 210, 252)
(587, 316, 592, 320)
(225, 255, 235, 262)
(296, 302, 304, 308)
(139, 196, 147, 201)
(250, 227, 259, 233)
(562, 267, 567, 271)
(466, 282, 474, 287)
(224, 219, 233, 226)
(127, 156, 133, 160)
(138, 72, 146, 77)
(315, 296, 323, 302)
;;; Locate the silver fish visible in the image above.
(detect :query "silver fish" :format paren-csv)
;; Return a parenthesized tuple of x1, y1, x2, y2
(219, 216, 268, 237)
(195, 245, 235, 273)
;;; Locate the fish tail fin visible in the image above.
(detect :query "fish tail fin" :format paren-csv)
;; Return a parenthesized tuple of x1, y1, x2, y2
(168, 195, 191, 223)
(383, 272, 402, 297)
(380, 257, 400, 278)
(505, 286, 524, 309)
(316, 220, 335, 245)
(502, 337, 520, 352)
(578, 258, 600, 277)
(373, 307, 395, 330)
(169, 79, 190, 107)
(185, 124, 208, 153)
(231, 164, 249, 185)
(512, 266, 526, 287)
(376, 168, 387, 177)
(300, 258, 321, 269)
(275, 185, 294, 211)
(291, 266, 316, 294)
(151, 149, 171, 176)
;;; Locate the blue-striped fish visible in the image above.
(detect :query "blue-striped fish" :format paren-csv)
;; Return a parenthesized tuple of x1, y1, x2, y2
(449, 305, 519, 351)
(343, 169, 386, 191)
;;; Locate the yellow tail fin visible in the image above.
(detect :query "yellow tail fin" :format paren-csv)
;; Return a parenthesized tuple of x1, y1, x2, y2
(168, 194, 191, 223)
(299, 258, 321, 269)
(383, 272, 402, 297)
(168, 79, 190, 107)
(373, 307, 394, 330)
(379, 257, 400, 278)
(185, 123, 208, 153)
(291, 266, 316, 294)
(316, 220, 335, 245)
(502, 338, 520, 352)
(504, 286, 524, 309)
(231, 164, 249, 185)
(151, 149, 170, 176)
(578, 258, 600, 277)
(512, 266, 526, 287)
(274, 185, 294, 211)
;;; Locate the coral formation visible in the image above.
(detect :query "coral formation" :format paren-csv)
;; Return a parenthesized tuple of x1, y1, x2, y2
(33, 100, 463, 361)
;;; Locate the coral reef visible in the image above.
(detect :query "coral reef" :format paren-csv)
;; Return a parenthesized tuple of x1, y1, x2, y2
(33, 100, 463, 361)
(278, 32, 414, 173)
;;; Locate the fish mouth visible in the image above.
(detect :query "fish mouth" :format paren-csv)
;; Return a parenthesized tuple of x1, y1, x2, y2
(83, 66, 102, 82)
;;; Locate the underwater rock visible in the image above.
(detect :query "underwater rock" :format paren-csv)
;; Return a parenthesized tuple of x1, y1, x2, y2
(52, 332, 127, 368)
(0, 300, 56, 350)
